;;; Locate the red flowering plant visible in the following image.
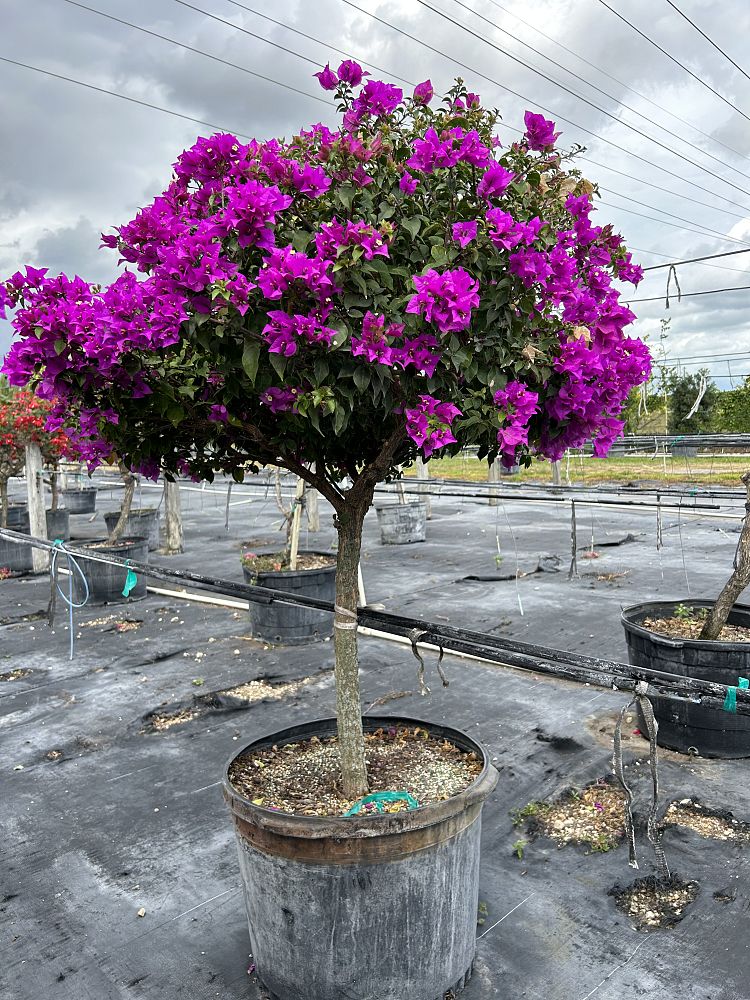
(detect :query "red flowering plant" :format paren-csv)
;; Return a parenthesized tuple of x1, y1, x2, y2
(0, 384, 71, 526)
(1, 66, 649, 794)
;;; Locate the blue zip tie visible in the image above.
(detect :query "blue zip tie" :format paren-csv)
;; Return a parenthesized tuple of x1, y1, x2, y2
(50, 540, 90, 661)
(344, 791, 420, 816)
(723, 676, 749, 713)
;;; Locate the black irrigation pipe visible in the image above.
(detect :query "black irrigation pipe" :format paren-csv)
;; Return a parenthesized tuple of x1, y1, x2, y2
(2, 528, 749, 718)
(398, 476, 748, 502)
(373, 484, 721, 510)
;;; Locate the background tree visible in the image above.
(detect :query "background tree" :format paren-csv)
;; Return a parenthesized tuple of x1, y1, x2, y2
(715, 377, 750, 433)
(666, 368, 719, 435)
(1, 67, 650, 797)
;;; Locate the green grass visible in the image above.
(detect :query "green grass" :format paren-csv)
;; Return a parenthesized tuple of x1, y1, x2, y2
(405, 453, 750, 487)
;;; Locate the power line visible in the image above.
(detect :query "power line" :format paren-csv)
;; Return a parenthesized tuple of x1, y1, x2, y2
(338, 0, 750, 215)
(595, 0, 750, 124)
(219, 0, 415, 86)
(641, 249, 750, 271)
(599, 190, 750, 246)
(445, 0, 750, 185)
(0, 54, 254, 137)
(482, 0, 750, 163)
(599, 200, 750, 246)
(62, 0, 330, 105)
(626, 285, 750, 304)
(413, 0, 750, 200)
(664, 0, 750, 85)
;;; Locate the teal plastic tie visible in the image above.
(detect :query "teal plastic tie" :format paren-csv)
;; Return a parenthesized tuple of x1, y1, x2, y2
(723, 676, 749, 713)
(122, 559, 138, 598)
(344, 791, 420, 816)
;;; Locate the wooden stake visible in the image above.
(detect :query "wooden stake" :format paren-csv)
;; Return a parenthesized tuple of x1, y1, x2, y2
(416, 457, 432, 518)
(306, 476, 321, 532)
(163, 480, 184, 554)
(24, 443, 49, 572)
(488, 459, 500, 506)
(288, 477, 305, 571)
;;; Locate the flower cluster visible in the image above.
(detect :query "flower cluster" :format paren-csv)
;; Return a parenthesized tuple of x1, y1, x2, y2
(1, 58, 650, 480)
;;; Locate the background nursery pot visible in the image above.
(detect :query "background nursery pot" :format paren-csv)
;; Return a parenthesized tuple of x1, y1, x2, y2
(375, 500, 428, 545)
(103, 507, 160, 551)
(622, 599, 750, 758)
(6, 502, 29, 529)
(242, 550, 336, 645)
(61, 487, 97, 514)
(45, 507, 70, 541)
(70, 536, 148, 604)
(223, 715, 498, 1000)
(0, 511, 33, 575)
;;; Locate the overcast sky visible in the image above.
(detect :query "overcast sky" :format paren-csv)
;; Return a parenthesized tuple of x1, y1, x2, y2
(2, 0, 750, 387)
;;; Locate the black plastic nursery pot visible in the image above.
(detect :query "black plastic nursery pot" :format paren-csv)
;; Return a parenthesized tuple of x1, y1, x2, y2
(0, 512, 33, 575)
(223, 715, 499, 1000)
(6, 502, 29, 529)
(69, 536, 149, 604)
(61, 487, 97, 514)
(45, 508, 70, 542)
(242, 551, 336, 645)
(622, 599, 750, 758)
(375, 500, 428, 544)
(103, 507, 160, 552)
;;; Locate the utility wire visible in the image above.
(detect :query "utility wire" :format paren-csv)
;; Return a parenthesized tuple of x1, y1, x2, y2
(62, 0, 330, 105)
(0, 54, 254, 137)
(595, 0, 750, 124)
(599, 190, 750, 246)
(663, 0, 750, 85)
(599, 200, 750, 246)
(339, 0, 750, 214)
(482, 0, 750, 162)
(219, 0, 415, 86)
(626, 285, 750, 304)
(445, 0, 750, 184)
(641, 248, 750, 270)
(413, 0, 750, 200)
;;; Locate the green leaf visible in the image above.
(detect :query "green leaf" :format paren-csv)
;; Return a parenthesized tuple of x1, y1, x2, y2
(232, 468, 245, 484)
(269, 352, 287, 381)
(292, 230, 313, 252)
(336, 183, 357, 212)
(353, 367, 370, 392)
(402, 217, 422, 239)
(241, 341, 261, 385)
(333, 405, 347, 435)
(53, 339, 67, 355)
(314, 357, 329, 383)
(430, 244, 448, 266)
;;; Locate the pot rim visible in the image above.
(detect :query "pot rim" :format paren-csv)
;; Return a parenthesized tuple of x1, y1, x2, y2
(61, 486, 97, 493)
(621, 598, 750, 650)
(240, 549, 337, 577)
(68, 535, 149, 551)
(223, 714, 499, 841)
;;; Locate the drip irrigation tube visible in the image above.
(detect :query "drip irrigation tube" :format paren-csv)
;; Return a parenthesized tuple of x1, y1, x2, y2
(2, 527, 749, 718)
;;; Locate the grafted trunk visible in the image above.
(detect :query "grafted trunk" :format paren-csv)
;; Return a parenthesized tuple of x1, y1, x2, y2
(107, 466, 136, 544)
(700, 471, 750, 640)
(0, 476, 8, 529)
(50, 470, 59, 512)
(163, 480, 183, 554)
(334, 501, 370, 799)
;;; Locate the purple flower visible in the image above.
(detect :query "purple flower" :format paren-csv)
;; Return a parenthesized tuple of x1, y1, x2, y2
(523, 111, 559, 151)
(0, 283, 10, 320)
(314, 64, 338, 91)
(351, 80, 403, 119)
(259, 386, 299, 413)
(351, 312, 395, 365)
(494, 381, 539, 466)
(406, 268, 480, 334)
(337, 60, 365, 86)
(452, 221, 477, 248)
(405, 394, 462, 458)
(399, 171, 419, 194)
(466, 92, 480, 107)
(413, 79, 434, 104)
(477, 162, 515, 200)
(289, 162, 331, 198)
(391, 334, 440, 377)
(208, 404, 228, 422)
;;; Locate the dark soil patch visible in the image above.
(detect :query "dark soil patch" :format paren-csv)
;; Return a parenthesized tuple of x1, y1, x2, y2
(241, 550, 336, 573)
(662, 798, 750, 842)
(227, 725, 483, 817)
(644, 611, 750, 642)
(0, 667, 32, 681)
(514, 778, 626, 852)
(609, 874, 699, 929)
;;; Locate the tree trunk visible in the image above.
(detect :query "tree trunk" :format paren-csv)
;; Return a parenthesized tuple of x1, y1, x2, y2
(50, 470, 59, 512)
(551, 460, 562, 486)
(25, 443, 49, 572)
(488, 459, 500, 506)
(416, 457, 431, 518)
(107, 466, 136, 544)
(0, 476, 8, 529)
(334, 502, 370, 799)
(306, 482, 321, 531)
(700, 471, 750, 639)
(163, 480, 183, 554)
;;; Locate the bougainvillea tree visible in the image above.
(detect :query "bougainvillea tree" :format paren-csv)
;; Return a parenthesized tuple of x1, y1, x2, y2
(0, 385, 70, 527)
(1, 66, 650, 795)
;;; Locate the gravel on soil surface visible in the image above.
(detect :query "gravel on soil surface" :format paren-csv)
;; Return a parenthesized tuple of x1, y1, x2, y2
(240, 551, 335, 572)
(643, 614, 750, 642)
(663, 799, 750, 842)
(609, 874, 700, 929)
(518, 781, 626, 851)
(227, 725, 483, 816)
